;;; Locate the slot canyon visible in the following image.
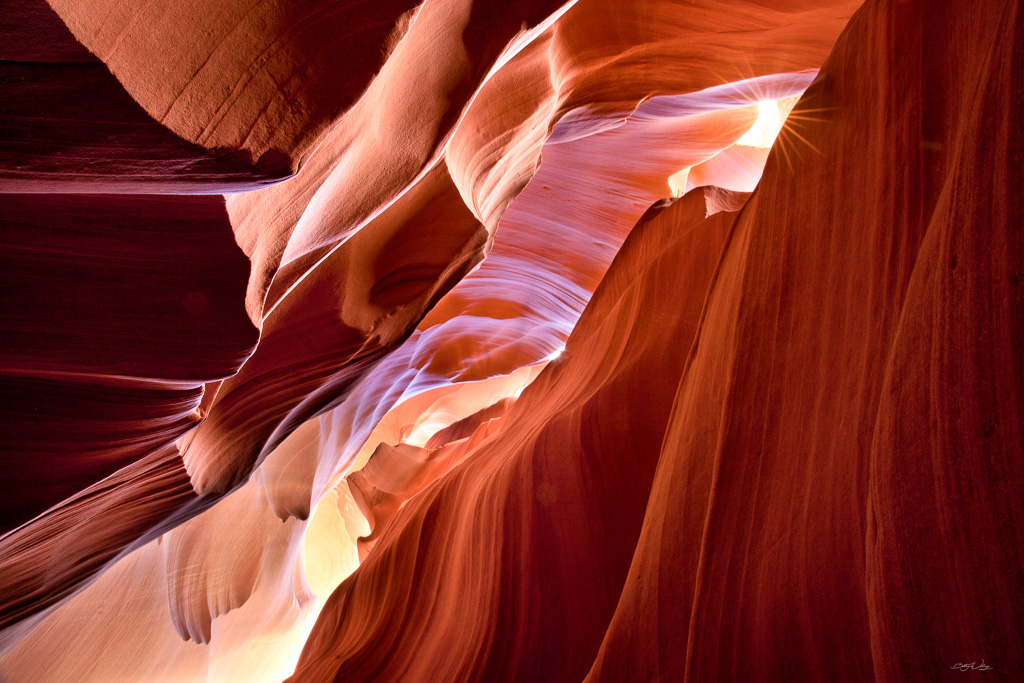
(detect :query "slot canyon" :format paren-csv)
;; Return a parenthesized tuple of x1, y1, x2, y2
(0, 0, 1021, 680)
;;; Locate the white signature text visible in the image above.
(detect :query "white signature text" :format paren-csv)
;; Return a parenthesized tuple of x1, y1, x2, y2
(951, 660, 993, 672)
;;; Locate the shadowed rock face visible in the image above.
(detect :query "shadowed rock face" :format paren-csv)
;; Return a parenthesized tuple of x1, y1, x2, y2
(0, 0, 1020, 681)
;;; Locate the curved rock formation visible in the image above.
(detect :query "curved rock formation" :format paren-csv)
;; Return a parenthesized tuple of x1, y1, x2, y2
(292, 0, 1024, 680)
(1, 0, 1020, 680)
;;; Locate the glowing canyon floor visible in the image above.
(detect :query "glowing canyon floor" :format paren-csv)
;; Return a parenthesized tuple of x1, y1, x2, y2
(1, 0, 1022, 680)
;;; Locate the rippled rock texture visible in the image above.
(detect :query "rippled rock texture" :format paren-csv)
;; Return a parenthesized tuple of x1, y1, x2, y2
(1, 0, 1020, 680)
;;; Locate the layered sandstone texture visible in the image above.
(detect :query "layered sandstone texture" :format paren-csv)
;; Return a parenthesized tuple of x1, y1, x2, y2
(0, 0, 1021, 681)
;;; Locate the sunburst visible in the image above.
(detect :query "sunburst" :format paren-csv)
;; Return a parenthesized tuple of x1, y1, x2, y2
(701, 55, 834, 174)
(770, 94, 833, 174)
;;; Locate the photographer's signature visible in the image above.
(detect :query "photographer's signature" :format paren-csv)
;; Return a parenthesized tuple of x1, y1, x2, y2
(951, 660, 993, 672)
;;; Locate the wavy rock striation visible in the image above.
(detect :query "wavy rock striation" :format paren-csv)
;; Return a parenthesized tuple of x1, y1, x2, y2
(1, 0, 1020, 680)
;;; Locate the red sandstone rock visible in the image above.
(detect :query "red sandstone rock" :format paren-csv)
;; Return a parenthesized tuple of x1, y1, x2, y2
(1, 0, 1020, 680)
(292, 0, 1024, 680)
